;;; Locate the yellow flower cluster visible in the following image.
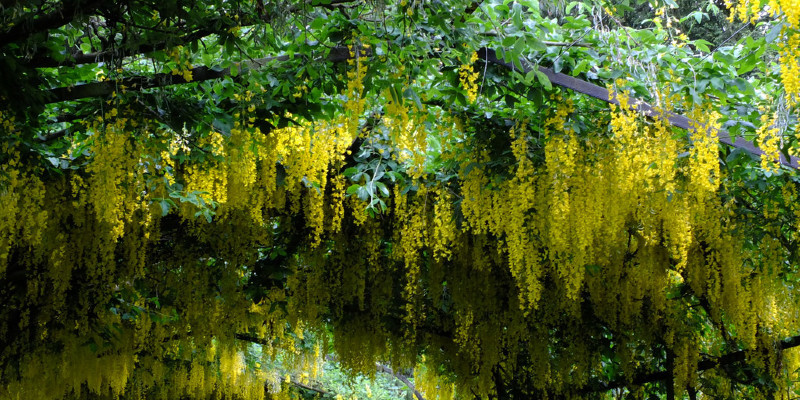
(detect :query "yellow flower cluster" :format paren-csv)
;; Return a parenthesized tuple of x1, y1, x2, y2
(328, 174, 346, 234)
(544, 103, 582, 300)
(726, 0, 800, 104)
(228, 125, 259, 211)
(755, 108, 783, 173)
(432, 186, 456, 261)
(414, 359, 456, 400)
(346, 44, 368, 134)
(725, 0, 762, 24)
(458, 51, 480, 103)
(505, 120, 544, 309)
(5, 41, 800, 400)
(0, 78, 375, 400)
(768, 0, 800, 28)
(396, 185, 428, 332)
(184, 130, 229, 208)
(382, 71, 429, 178)
(85, 116, 144, 243)
(779, 32, 800, 106)
(167, 45, 194, 82)
(688, 106, 722, 194)
(458, 145, 492, 234)
(0, 144, 21, 276)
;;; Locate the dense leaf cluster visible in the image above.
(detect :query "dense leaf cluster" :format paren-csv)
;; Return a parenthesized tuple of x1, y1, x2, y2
(3, 1, 800, 399)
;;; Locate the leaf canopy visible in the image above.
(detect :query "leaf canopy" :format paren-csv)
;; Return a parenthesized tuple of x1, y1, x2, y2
(3, 0, 800, 399)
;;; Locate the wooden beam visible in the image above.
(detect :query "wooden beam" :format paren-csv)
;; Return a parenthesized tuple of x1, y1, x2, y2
(43, 45, 795, 169)
(477, 47, 800, 169)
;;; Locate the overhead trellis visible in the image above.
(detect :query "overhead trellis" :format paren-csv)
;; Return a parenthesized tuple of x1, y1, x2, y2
(477, 47, 800, 169)
(5, 1, 800, 400)
(41, 45, 796, 168)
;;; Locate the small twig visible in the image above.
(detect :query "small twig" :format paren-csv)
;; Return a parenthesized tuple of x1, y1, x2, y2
(694, 23, 750, 67)
(548, 28, 593, 67)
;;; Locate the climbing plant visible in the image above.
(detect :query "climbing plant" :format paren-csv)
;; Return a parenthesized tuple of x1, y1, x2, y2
(3, 0, 800, 399)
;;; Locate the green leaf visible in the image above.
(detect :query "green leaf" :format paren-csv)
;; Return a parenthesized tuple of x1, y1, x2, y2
(534, 70, 552, 90)
(573, 59, 590, 75)
(731, 77, 752, 94)
(386, 171, 403, 183)
(527, 37, 547, 52)
(194, 209, 213, 223)
(375, 181, 390, 197)
(356, 185, 369, 201)
(511, 2, 523, 28)
(524, 70, 536, 85)
(160, 200, 171, 216)
(343, 167, 358, 177)
(512, 37, 526, 59)
(727, 147, 755, 163)
(692, 39, 712, 53)
(565, 1, 581, 14)
(403, 88, 423, 109)
(766, 22, 784, 43)
(710, 77, 724, 91)
(736, 54, 757, 75)
(585, 264, 601, 276)
(310, 16, 327, 30)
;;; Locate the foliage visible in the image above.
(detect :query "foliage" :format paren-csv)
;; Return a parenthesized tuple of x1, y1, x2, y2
(3, 0, 800, 399)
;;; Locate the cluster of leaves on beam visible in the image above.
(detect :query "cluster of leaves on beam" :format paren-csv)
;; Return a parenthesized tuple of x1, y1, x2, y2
(4, 0, 800, 399)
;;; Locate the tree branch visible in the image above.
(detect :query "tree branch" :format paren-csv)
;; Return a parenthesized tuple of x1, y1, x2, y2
(0, 0, 104, 48)
(290, 379, 331, 396)
(234, 333, 270, 346)
(46, 63, 229, 102)
(44, 47, 354, 104)
(376, 363, 425, 400)
(24, 0, 362, 68)
(27, 26, 217, 68)
(584, 333, 800, 393)
(235, 334, 425, 400)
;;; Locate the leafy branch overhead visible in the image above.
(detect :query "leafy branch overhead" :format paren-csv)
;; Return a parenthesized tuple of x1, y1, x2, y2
(3, 1, 800, 400)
